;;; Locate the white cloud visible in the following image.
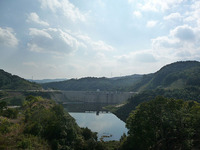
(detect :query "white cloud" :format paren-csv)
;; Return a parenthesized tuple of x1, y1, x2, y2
(152, 24, 200, 60)
(39, 0, 87, 22)
(77, 34, 114, 51)
(28, 27, 114, 56)
(115, 50, 156, 63)
(59, 29, 84, 49)
(130, 0, 184, 12)
(27, 12, 49, 26)
(95, 52, 106, 59)
(28, 28, 86, 55)
(164, 13, 182, 21)
(184, 1, 200, 27)
(0, 27, 18, 48)
(27, 43, 46, 53)
(29, 28, 52, 39)
(39, 0, 61, 12)
(128, 0, 135, 3)
(133, 11, 142, 18)
(91, 40, 114, 51)
(22, 62, 38, 68)
(146, 20, 157, 28)
(170, 25, 195, 41)
(152, 36, 180, 49)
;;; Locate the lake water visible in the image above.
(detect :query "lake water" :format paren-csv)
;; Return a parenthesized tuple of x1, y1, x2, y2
(64, 103, 128, 141)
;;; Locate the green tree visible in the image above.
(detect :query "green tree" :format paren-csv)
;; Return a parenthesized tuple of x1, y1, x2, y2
(2, 108, 18, 119)
(0, 101, 7, 113)
(121, 96, 200, 150)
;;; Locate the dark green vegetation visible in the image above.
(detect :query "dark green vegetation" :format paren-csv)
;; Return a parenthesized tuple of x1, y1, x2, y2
(2, 96, 200, 150)
(2, 61, 200, 150)
(0, 90, 53, 106)
(0, 69, 41, 90)
(42, 75, 142, 91)
(0, 96, 115, 150)
(131, 61, 200, 91)
(112, 61, 200, 121)
(42, 61, 200, 92)
(29, 78, 67, 84)
(115, 87, 200, 122)
(119, 97, 200, 150)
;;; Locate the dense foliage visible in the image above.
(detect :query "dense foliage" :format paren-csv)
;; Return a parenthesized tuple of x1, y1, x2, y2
(115, 87, 200, 121)
(42, 61, 200, 92)
(0, 90, 53, 106)
(2, 61, 200, 149)
(131, 61, 200, 91)
(0, 69, 41, 90)
(0, 96, 108, 150)
(120, 97, 200, 150)
(42, 75, 142, 91)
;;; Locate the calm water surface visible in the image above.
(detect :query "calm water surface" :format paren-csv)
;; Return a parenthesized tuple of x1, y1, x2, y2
(69, 112, 127, 141)
(64, 103, 128, 141)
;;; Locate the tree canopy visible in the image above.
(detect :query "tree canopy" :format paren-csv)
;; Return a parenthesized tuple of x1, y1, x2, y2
(120, 97, 200, 150)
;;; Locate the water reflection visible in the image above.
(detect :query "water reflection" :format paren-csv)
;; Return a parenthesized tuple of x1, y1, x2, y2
(63, 102, 111, 113)
(64, 103, 128, 141)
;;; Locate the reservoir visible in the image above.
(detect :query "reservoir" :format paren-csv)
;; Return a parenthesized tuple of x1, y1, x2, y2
(64, 103, 128, 141)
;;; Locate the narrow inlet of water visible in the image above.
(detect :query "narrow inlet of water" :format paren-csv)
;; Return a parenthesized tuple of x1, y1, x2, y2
(69, 112, 127, 141)
(64, 103, 128, 141)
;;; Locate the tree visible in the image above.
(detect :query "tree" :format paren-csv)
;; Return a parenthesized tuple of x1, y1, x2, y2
(121, 96, 200, 150)
(0, 101, 7, 113)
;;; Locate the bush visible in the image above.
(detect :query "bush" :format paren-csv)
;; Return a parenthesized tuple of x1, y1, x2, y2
(121, 97, 200, 150)
(0, 117, 12, 134)
(2, 108, 18, 119)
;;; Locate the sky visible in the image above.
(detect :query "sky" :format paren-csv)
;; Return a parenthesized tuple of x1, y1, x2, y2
(0, 0, 200, 79)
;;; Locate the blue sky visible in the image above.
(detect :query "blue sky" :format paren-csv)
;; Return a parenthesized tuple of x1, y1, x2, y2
(0, 0, 200, 79)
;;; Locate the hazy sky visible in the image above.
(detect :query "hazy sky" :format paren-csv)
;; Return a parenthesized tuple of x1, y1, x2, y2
(0, 0, 200, 79)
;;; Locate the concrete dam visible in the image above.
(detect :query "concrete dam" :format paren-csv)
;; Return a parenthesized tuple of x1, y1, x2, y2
(51, 91, 136, 104)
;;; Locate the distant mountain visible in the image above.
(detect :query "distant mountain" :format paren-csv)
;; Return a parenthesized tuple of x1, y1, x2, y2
(131, 61, 200, 91)
(110, 74, 142, 80)
(28, 78, 67, 84)
(41, 61, 200, 92)
(0, 69, 41, 90)
(42, 75, 143, 91)
(113, 61, 200, 121)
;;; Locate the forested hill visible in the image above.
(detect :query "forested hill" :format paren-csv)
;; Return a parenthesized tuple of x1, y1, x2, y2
(131, 60, 200, 91)
(43, 61, 200, 92)
(0, 69, 41, 90)
(113, 61, 200, 121)
(42, 74, 142, 91)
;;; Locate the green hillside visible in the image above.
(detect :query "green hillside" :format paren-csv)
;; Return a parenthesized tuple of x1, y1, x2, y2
(112, 61, 200, 121)
(0, 69, 41, 90)
(132, 61, 200, 91)
(0, 96, 107, 150)
(42, 75, 142, 91)
(43, 61, 200, 92)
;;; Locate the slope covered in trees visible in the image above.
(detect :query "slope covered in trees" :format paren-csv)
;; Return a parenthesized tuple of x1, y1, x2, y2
(0, 96, 108, 150)
(42, 61, 200, 92)
(0, 69, 41, 90)
(119, 97, 200, 150)
(112, 61, 200, 121)
(114, 87, 200, 122)
(131, 61, 200, 91)
(42, 75, 142, 91)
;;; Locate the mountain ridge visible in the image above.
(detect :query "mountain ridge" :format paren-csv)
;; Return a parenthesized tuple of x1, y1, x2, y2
(131, 60, 200, 91)
(42, 75, 143, 91)
(42, 61, 200, 92)
(27, 78, 67, 84)
(0, 69, 41, 90)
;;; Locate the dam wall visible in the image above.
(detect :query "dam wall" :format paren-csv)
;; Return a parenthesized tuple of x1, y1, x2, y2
(51, 91, 135, 104)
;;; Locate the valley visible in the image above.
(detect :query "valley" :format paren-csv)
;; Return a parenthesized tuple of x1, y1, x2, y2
(1, 61, 200, 149)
